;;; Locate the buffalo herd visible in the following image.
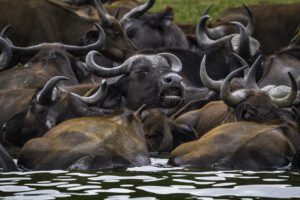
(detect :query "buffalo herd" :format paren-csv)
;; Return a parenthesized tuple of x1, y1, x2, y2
(0, 0, 299, 171)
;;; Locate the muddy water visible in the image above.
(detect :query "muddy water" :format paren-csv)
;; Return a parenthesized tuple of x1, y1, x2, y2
(1, 157, 300, 199)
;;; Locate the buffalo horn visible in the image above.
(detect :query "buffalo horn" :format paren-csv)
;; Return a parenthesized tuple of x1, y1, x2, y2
(199, 54, 222, 92)
(37, 76, 69, 105)
(70, 79, 108, 106)
(270, 72, 298, 108)
(230, 21, 251, 58)
(10, 24, 105, 57)
(244, 55, 261, 89)
(94, 0, 112, 26)
(243, 4, 255, 35)
(0, 37, 12, 71)
(134, 104, 147, 120)
(86, 50, 130, 77)
(196, 15, 233, 48)
(121, 0, 155, 22)
(220, 65, 250, 107)
(158, 53, 182, 72)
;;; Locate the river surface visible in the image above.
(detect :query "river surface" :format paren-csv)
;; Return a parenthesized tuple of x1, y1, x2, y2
(1, 156, 300, 199)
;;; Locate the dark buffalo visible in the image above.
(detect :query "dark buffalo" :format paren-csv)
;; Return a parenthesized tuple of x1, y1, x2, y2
(119, 0, 189, 49)
(169, 60, 299, 170)
(208, 3, 300, 54)
(172, 55, 296, 138)
(138, 13, 261, 88)
(0, 0, 138, 64)
(258, 44, 300, 88)
(2, 76, 107, 147)
(86, 51, 185, 110)
(79, 0, 138, 62)
(0, 0, 98, 46)
(0, 25, 105, 91)
(18, 112, 150, 170)
(83, 0, 188, 58)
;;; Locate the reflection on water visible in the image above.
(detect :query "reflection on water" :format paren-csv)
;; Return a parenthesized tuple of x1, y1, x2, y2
(0, 158, 300, 199)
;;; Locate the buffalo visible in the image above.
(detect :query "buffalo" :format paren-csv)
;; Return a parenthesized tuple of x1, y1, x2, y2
(86, 51, 185, 110)
(258, 44, 300, 88)
(0, 0, 97, 46)
(208, 3, 300, 54)
(137, 108, 197, 152)
(0, 24, 105, 91)
(83, 0, 189, 59)
(169, 59, 299, 170)
(1, 76, 108, 155)
(18, 110, 150, 170)
(2, 76, 107, 146)
(120, 0, 189, 49)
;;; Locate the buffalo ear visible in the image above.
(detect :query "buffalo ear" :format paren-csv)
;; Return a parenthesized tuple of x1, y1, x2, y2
(171, 123, 197, 148)
(79, 30, 99, 45)
(162, 7, 174, 27)
(3, 109, 27, 147)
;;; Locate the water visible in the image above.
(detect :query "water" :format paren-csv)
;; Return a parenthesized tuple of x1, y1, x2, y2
(1, 157, 300, 199)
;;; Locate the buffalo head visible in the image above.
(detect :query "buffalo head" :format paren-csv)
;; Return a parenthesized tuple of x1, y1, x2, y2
(80, 0, 137, 62)
(201, 55, 297, 123)
(136, 107, 197, 152)
(3, 76, 108, 147)
(120, 0, 188, 49)
(86, 51, 184, 110)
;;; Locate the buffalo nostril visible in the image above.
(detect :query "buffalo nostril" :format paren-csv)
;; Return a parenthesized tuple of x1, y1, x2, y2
(163, 77, 172, 83)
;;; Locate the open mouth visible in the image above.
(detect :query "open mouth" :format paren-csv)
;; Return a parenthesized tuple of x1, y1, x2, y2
(160, 87, 183, 108)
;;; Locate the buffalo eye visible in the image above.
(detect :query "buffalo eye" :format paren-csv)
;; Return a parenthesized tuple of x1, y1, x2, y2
(126, 28, 136, 38)
(29, 104, 36, 111)
(135, 70, 148, 79)
(236, 104, 257, 121)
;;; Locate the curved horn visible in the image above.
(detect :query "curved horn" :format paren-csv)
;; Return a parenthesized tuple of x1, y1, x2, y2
(232, 52, 251, 78)
(196, 15, 233, 48)
(200, 54, 222, 92)
(203, 4, 229, 39)
(232, 52, 248, 66)
(158, 53, 182, 72)
(61, 24, 106, 56)
(220, 65, 250, 107)
(0, 25, 11, 38)
(243, 4, 255, 35)
(114, 8, 121, 19)
(86, 50, 130, 77)
(244, 55, 261, 89)
(196, 15, 216, 48)
(70, 79, 108, 106)
(203, 4, 213, 15)
(134, 104, 147, 120)
(10, 24, 105, 57)
(121, 0, 155, 22)
(270, 72, 298, 108)
(230, 21, 251, 58)
(0, 37, 12, 71)
(94, 0, 112, 26)
(37, 76, 69, 105)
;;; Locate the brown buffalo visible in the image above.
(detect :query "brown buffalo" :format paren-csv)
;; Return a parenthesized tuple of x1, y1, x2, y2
(208, 3, 300, 54)
(1, 76, 108, 156)
(18, 111, 150, 170)
(168, 57, 299, 170)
